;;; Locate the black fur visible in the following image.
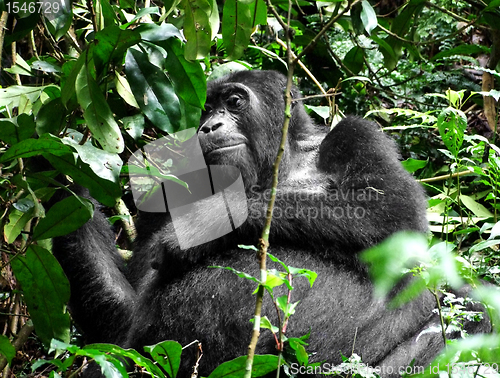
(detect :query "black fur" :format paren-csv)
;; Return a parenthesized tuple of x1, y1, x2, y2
(52, 70, 490, 377)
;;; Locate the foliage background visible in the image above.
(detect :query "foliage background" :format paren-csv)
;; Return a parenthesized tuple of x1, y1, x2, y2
(0, 0, 500, 376)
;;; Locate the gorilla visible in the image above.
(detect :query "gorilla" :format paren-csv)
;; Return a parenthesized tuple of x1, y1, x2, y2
(52, 70, 490, 377)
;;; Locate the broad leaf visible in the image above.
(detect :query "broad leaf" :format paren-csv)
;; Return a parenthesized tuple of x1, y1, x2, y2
(360, 0, 377, 35)
(125, 47, 182, 133)
(437, 107, 467, 158)
(4, 208, 34, 244)
(181, 0, 212, 60)
(162, 38, 207, 109)
(144, 340, 182, 378)
(75, 57, 125, 153)
(33, 195, 93, 240)
(0, 135, 74, 162)
(11, 245, 71, 344)
(207, 355, 281, 378)
(0, 114, 36, 145)
(93, 26, 141, 75)
(222, 0, 253, 59)
(44, 153, 121, 207)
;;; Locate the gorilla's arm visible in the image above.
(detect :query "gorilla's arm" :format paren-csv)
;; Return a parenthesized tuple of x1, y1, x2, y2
(264, 116, 428, 251)
(52, 200, 136, 344)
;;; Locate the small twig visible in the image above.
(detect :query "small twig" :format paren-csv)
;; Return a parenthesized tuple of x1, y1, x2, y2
(275, 37, 328, 96)
(86, 0, 98, 34)
(430, 289, 448, 348)
(418, 169, 473, 183)
(292, 92, 338, 102)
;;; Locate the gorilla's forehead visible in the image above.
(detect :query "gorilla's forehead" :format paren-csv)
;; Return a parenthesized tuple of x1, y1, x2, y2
(206, 81, 261, 104)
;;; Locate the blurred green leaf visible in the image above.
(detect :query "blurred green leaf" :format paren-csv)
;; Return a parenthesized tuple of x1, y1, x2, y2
(0, 335, 16, 365)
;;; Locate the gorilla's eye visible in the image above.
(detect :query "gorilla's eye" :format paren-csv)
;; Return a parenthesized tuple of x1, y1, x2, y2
(203, 104, 214, 114)
(226, 94, 244, 109)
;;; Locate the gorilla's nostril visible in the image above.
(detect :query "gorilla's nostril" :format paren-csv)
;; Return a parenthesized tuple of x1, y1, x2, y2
(201, 122, 223, 133)
(211, 122, 223, 132)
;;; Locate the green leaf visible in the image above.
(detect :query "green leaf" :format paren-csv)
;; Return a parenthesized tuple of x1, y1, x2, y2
(209, 0, 221, 39)
(0, 85, 58, 110)
(36, 98, 66, 136)
(343, 46, 364, 75)
(4, 208, 34, 244)
(437, 107, 467, 157)
(5, 53, 32, 76)
(469, 239, 500, 254)
(122, 7, 161, 27)
(144, 340, 182, 378)
(372, 34, 397, 71)
(0, 335, 16, 365)
(122, 114, 145, 140)
(114, 73, 139, 108)
(255, 316, 278, 333)
(288, 339, 308, 365)
(0, 135, 74, 162)
(61, 133, 123, 184)
(61, 55, 85, 107)
(401, 158, 427, 173)
(125, 47, 182, 133)
(207, 355, 281, 378)
(432, 44, 490, 61)
(80, 343, 164, 377)
(305, 105, 329, 122)
(4, 12, 39, 46)
(92, 354, 124, 378)
(93, 26, 141, 75)
(485, 0, 500, 11)
(287, 267, 317, 287)
(249, 0, 267, 27)
(385, 0, 425, 67)
(473, 285, 500, 328)
(0, 114, 36, 145)
(265, 272, 286, 289)
(11, 245, 71, 344)
(360, 0, 377, 35)
(422, 334, 500, 376)
(460, 195, 494, 218)
(137, 23, 183, 42)
(211, 266, 260, 284)
(44, 153, 121, 207)
(75, 58, 125, 153)
(181, 0, 212, 60)
(44, 0, 72, 40)
(222, 0, 253, 59)
(162, 38, 207, 109)
(361, 232, 429, 297)
(32, 59, 62, 73)
(33, 195, 93, 240)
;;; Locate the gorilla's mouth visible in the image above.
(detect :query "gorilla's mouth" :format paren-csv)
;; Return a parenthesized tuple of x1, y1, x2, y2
(205, 143, 245, 157)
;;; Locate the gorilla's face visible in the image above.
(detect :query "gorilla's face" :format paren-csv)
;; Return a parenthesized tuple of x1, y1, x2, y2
(198, 81, 258, 190)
